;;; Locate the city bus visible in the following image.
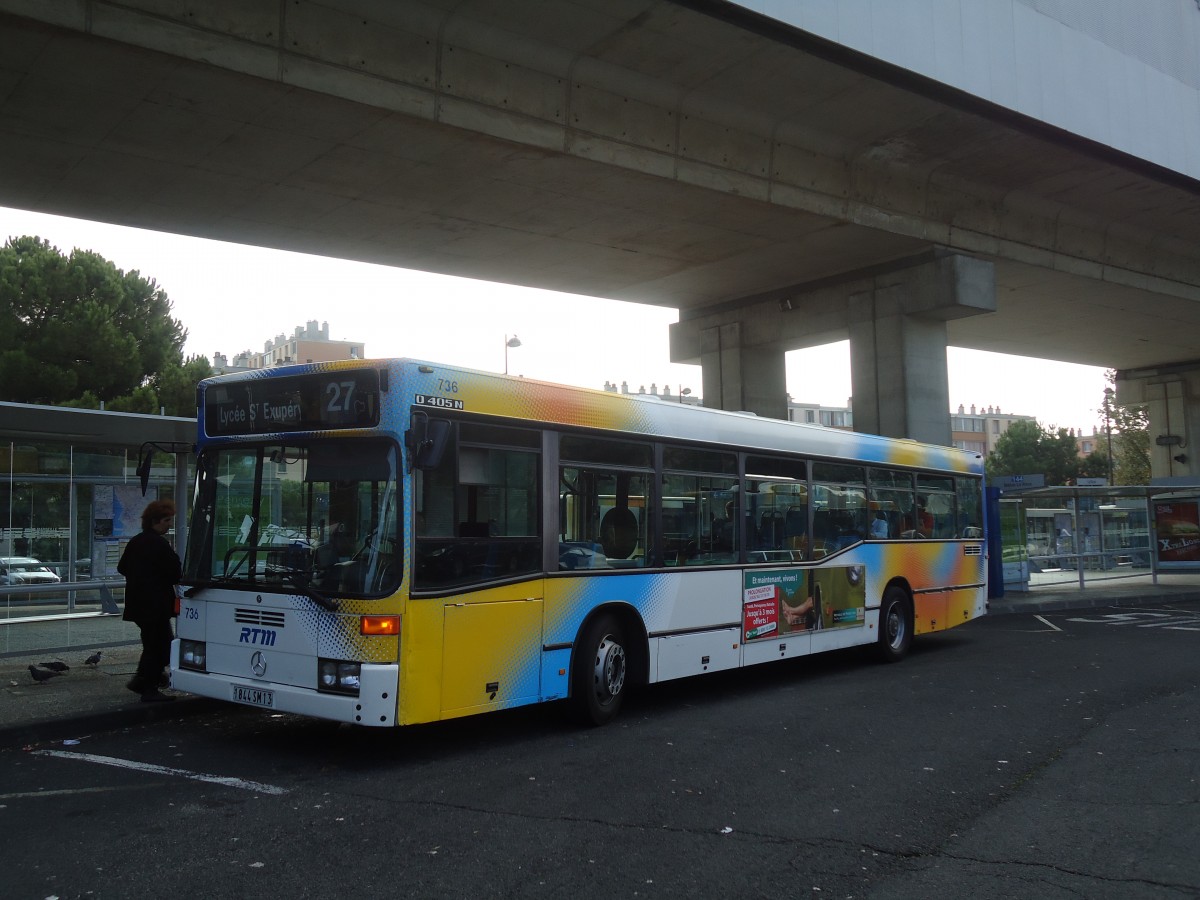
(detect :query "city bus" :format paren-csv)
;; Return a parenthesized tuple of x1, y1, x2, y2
(173, 359, 987, 727)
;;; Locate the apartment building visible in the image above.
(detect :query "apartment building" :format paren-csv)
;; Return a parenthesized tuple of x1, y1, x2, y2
(951, 404, 1035, 456)
(213, 320, 364, 372)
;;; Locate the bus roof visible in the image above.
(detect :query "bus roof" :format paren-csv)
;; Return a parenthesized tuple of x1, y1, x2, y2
(198, 357, 983, 476)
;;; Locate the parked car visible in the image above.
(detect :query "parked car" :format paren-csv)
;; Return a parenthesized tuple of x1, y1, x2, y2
(0, 556, 63, 585)
(46, 559, 93, 579)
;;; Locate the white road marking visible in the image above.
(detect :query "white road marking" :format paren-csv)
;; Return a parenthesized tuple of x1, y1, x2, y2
(1065, 610, 1200, 632)
(1067, 612, 1170, 624)
(1033, 615, 1063, 632)
(0, 785, 144, 800)
(32, 750, 288, 795)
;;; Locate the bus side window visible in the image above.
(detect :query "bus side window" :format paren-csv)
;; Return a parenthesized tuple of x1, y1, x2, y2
(661, 446, 738, 567)
(413, 421, 541, 590)
(558, 435, 654, 570)
(956, 477, 983, 538)
(744, 458, 808, 562)
(916, 475, 956, 539)
(558, 467, 649, 569)
(813, 463, 867, 554)
(867, 468, 913, 541)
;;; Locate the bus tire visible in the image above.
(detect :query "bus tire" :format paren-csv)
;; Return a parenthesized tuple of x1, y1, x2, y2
(571, 612, 628, 726)
(877, 585, 913, 663)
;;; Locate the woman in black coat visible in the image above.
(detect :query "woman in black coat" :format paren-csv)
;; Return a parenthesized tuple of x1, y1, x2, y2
(118, 499, 181, 702)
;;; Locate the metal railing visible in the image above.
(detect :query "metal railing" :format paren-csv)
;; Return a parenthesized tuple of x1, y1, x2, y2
(1026, 548, 1157, 589)
(0, 578, 125, 620)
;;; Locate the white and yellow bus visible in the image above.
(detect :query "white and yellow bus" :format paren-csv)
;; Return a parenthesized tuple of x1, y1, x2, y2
(174, 359, 987, 727)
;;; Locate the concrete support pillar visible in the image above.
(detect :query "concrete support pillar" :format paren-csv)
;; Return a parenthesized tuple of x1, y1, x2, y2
(849, 308, 951, 445)
(673, 251, 994, 437)
(1118, 365, 1200, 481)
(847, 253, 995, 446)
(700, 322, 787, 419)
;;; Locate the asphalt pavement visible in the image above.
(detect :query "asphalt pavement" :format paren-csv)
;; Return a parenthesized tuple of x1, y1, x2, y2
(4, 574, 1199, 747)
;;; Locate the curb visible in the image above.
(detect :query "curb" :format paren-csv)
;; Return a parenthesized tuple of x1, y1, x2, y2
(988, 589, 1200, 617)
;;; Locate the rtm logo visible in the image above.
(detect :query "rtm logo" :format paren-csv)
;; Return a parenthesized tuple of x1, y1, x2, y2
(239, 627, 278, 647)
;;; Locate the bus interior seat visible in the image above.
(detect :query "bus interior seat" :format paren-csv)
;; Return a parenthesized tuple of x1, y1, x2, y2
(784, 506, 807, 556)
(759, 510, 784, 548)
(599, 507, 638, 559)
(811, 510, 834, 552)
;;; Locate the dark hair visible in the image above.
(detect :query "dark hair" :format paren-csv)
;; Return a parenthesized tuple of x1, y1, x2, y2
(141, 499, 177, 530)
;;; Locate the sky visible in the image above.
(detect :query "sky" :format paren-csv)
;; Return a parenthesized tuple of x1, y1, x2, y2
(1, 206, 1109, 434)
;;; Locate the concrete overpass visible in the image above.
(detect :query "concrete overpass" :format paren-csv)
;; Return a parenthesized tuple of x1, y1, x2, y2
(2, 1, 1199, 477)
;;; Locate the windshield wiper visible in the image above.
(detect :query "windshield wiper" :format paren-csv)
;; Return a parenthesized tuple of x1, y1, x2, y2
(281, 569, 338, 611)
(184, 570, 336, 611)
(183, 576, 235, 599)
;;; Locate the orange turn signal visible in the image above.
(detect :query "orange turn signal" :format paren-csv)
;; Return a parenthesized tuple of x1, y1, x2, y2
(360, 615, 401, 636)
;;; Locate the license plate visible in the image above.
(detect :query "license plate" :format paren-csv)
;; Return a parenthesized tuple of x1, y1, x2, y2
(231, 685, 275, 708)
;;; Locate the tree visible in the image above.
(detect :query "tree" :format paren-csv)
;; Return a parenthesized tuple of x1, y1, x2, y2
(985, 420, 1042, 479)
(1077, 449, 1112, 480)
(1100, 371, 1151, 485)
(986, 419, 1082, 486)
(0, 235, 206, 415)
(154, 354, 214, 417)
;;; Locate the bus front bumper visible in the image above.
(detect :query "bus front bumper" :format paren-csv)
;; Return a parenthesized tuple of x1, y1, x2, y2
(170, 645, 399, 727)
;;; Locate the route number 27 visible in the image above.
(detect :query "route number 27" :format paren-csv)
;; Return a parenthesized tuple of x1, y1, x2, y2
(326, 381, 356, 412)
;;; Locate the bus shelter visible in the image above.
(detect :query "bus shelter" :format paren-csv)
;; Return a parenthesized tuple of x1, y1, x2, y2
(996, 484, 1200, 591)
(0, 402, 194, 652)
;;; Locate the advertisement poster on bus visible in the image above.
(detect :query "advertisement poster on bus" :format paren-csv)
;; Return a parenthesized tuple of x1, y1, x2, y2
(742, 566, 866, 641)
(1154, 500, 1200, 566)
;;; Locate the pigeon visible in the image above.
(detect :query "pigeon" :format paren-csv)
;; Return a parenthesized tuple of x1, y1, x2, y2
(28, 665, 62, 684)
(39, 660, 70, 672)
(84, 651, 102, 667)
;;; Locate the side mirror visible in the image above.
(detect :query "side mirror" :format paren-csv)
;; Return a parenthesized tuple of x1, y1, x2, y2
(135, 440, 194, 495)
(405, 413, 451, 471)
(136, 445, 155, 496)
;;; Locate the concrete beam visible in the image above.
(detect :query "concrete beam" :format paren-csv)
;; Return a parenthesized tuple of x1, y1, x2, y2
(676, 253, 995, 442)
(3, 0, 1200, 381)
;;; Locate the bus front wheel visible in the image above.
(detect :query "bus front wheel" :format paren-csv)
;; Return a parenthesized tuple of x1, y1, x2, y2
(571, 613, 628, 726)
(877, 586, 913, 663)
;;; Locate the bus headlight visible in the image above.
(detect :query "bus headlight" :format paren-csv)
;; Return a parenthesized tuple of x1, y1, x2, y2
(318, 658, 361, 696)
(180, 639, 207, 671)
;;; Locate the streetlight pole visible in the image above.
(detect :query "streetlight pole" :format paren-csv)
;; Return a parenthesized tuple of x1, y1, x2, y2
(1103, 387, 1115, 484)
(504, 334, 521, 375)
(678, 386, 691, 404)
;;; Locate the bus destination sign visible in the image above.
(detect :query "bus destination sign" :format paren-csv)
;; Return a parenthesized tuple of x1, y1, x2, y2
(205, 370, 381, 436)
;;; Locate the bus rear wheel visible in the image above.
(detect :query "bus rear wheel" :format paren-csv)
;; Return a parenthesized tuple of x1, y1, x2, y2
(877, 586, 913, 663)
(571, 613, 628, 726)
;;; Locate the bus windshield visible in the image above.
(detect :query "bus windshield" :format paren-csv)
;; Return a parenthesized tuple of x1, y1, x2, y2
(184, 438, 400, 598)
